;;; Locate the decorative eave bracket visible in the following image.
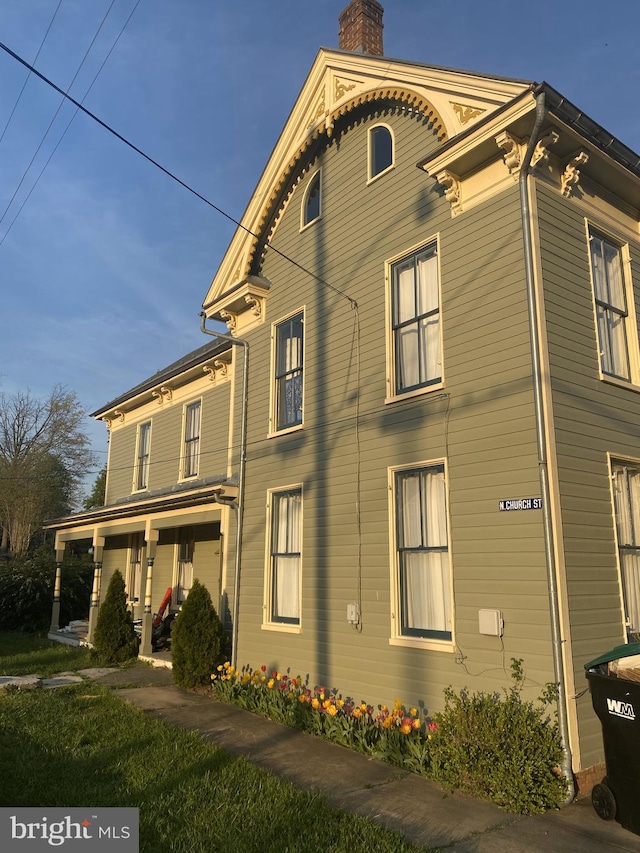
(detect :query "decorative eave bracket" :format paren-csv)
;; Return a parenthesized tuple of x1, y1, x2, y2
(561, 150, 589, 198)
(531, 129, 560, 170)
(435, 170, 462, 215)
(203, 352, 233, 383)
(151, 386, 173, 406)
(102, 410, 125, 431)
(207, 276, 271, 337)
(495, 130, 523, 179)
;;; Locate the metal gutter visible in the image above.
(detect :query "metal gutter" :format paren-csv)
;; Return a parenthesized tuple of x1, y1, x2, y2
(519, 90, 575, 803)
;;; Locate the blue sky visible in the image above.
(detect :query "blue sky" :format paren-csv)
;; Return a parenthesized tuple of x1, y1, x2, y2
(1, 0, 639, 494)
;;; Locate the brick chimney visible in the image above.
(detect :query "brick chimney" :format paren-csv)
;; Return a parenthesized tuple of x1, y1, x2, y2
(338, 0, 384, 56)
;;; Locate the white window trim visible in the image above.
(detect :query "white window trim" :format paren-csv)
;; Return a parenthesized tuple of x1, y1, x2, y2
(300, 169, 322, 231)
(367, 122, 395, 185)
(607, 452, 640, 642)
(387, 459, 455, 652)
(132, 420, 152, 493)
(179, 398, 202, 481)
(262, 484, 303, 633)
(384, 235, 444, 403)
(268, 307, 305, 437)
(586, 219, 640, 390)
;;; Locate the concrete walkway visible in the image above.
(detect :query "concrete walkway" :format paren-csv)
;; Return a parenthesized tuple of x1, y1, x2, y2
(0, 667, 118, 690)
(83, 664, 640, 853)
(4, 661, 640, 851)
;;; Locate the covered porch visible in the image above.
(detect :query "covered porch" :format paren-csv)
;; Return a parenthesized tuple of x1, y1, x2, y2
(44, 478, 236, 659)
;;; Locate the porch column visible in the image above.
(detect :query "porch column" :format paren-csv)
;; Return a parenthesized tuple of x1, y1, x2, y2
(86, 536, 105, 643)
(49, 542, 66, 633)
(140, 529, 159, 655)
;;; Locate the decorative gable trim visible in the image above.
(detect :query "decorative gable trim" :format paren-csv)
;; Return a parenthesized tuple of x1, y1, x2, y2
(202, 49, 532, 315)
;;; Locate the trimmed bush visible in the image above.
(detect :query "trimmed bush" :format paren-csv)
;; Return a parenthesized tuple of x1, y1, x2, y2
(429, 659, 568, 814)
(0, 547, 92, 632)
(171, 579, 224, 689)
(92, 570, 138, 663)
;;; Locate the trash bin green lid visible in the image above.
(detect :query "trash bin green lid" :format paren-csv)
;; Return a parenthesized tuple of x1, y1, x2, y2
(584, 642, 640, 670)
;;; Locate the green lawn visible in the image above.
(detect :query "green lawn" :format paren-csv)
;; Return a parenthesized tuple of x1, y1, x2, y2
(0, 631, 98, 676)
(0, 635, 434, 853)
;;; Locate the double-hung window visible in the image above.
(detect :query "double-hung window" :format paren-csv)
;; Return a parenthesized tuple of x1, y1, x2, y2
(589, 229, 632, 382)
(391, 243, 441, 394)
(393, 464, 451, 640)
(274, 312, 304, 431)
(135, 421, 151, 490)
(611, 463, 640, 639)
(183, 401, 201, 478)
(268, 488, 302, 625)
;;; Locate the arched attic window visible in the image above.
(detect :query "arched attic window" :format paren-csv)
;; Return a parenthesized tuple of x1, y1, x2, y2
(301, 170, 321, 228)
(368, 124, 394, 181)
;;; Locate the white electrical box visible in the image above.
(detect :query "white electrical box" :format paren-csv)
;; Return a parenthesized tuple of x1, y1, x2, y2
(347, 603, 359, 624)
(479, 608, 504, 637)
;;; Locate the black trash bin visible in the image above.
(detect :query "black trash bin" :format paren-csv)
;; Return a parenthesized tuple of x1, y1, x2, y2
(585, 642, 640, 835)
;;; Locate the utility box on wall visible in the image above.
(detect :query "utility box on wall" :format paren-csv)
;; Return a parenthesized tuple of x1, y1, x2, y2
(479, 608, 504, 637)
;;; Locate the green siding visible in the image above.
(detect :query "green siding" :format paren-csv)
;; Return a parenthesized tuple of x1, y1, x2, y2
(104, 383, 231, 504)
(228, 107, 553, 723)
(537, 182, 640, 767)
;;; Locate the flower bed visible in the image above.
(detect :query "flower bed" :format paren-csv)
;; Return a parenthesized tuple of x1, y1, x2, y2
(212, 662, 437, 776)
(210, 658, 568, 814)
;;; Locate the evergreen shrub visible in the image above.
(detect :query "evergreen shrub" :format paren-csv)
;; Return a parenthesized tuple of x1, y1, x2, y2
(429, 659, 568, 814)
(92, 569, 138, 663)
(0, 547, 92, 632)
(171, 579, 224, 689)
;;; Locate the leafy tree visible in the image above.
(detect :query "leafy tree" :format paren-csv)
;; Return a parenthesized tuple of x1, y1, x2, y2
(172, 579, 224, 689)
(83, 465, 107, 509)
(92, 569, 138, 663)
(0, 386, 97, 555)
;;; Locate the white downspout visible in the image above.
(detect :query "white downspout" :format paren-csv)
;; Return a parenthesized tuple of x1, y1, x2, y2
(200, 313, 248, 668)
(519, 88, 575, 802)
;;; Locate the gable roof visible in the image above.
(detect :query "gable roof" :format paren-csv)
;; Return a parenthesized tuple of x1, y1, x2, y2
(202, 48, 533, 312)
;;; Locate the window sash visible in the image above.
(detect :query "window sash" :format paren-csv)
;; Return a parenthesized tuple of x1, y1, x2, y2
(590, 232, 631, 381)
(183, 402, 201, 478)
(136, 422, 151, 490)
(270, 490, 301, 624)
(370, 126, 393, 178)
(304, 173, 320, 225)
(613, 466, 640, 634)
(395, 466, 451, 639)
(275, 315, 304, 430)
(392, 248, 441, 392)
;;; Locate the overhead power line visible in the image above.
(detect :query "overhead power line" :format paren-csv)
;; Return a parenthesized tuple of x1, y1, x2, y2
(0, 0, 142, 248)
(0, 0, 119, 232)
(0, 0, 63, 146)
(0, 39, 357, 309)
